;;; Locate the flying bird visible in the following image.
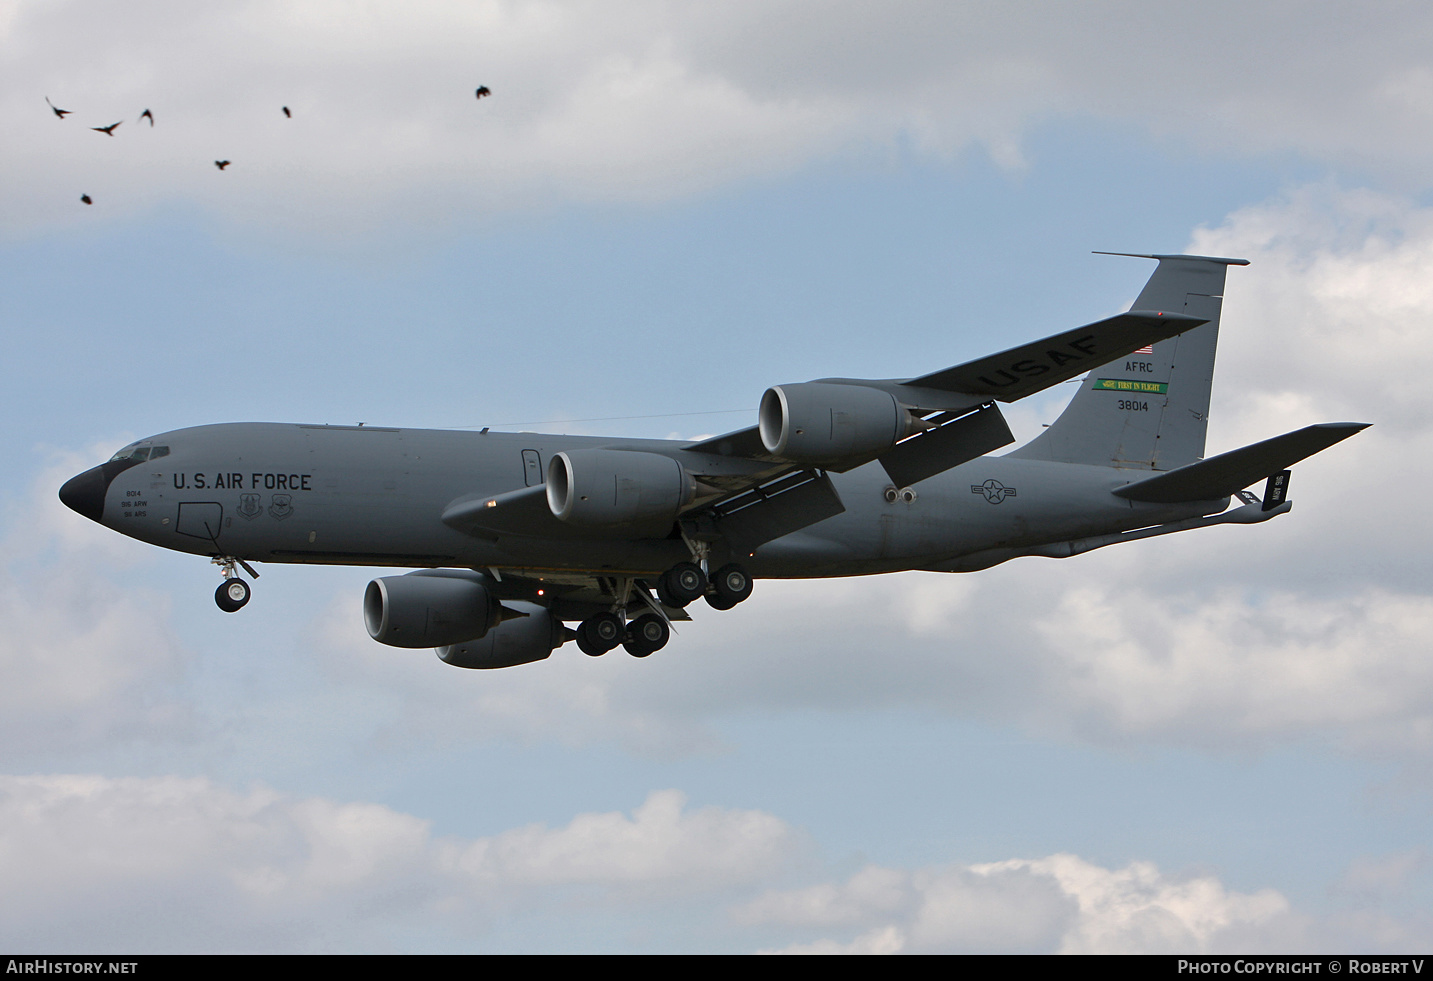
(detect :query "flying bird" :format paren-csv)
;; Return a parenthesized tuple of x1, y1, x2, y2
(92, 121, 121, 136)
(215, 160, 231, 170)
(282, 106, 291, 118)
(139, 109, 153, 126)
(80, 194, 92, 205)
(45, 97, 71, 118)
(475, 86, 491, 99)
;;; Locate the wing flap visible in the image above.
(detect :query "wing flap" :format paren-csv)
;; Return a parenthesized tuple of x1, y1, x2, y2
(878, 403, 1015, 487)
(707, 470, 846, 553)
(1113, 423, 1370, 503)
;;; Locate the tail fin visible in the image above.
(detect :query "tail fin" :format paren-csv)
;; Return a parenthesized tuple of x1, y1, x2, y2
(1008, 253, 1249, 471)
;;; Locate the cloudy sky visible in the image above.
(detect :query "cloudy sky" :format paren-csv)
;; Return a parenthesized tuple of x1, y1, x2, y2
(4, 0, 1433, 953)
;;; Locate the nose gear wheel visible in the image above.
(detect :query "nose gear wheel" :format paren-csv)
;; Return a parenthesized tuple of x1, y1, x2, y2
(215, 577, 251, 613)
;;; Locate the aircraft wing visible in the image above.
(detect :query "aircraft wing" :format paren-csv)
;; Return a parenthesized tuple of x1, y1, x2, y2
(905, 310, 1206, 401)
(1113, 422, 1370, 503)
(454, 253, 1234, 550)
(683, 309, 1204, 494)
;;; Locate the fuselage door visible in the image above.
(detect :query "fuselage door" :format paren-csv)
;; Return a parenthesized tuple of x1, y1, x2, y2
(176, 501, 224, 541)
(522, 449, 542, 487)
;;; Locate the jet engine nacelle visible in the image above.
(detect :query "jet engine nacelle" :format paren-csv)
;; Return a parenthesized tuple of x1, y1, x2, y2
(437, 602, 567, 669)
(546, 448, 694, 536)
(759, 382, 915, 465)
(364, 571, 503, 649)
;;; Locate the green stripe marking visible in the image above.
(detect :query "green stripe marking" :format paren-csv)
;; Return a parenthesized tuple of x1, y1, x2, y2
(1094, 379, 1168, 394)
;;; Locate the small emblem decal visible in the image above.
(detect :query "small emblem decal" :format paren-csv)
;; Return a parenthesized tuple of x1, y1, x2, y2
(268, 493, 293, 520)
(237, 493, 262, 520)
(971, 479, 1017, 504)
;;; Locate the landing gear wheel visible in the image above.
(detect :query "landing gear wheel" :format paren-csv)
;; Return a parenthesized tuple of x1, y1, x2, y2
(656, 562, 706, 608)
(215, 577, 250, 613)
(622, 613, 670, 657)
(577, 612, 624, 656)
(706, 563, 753, 609)
(575, 621, 603, 656)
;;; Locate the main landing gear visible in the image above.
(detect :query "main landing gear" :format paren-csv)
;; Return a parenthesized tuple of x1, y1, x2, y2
(655, 560, 753, 612)
(575, 610, 672, 658)
(704, 563, 753, 611)
(211, 556, 259, 613)
(575, 560, 752, 659)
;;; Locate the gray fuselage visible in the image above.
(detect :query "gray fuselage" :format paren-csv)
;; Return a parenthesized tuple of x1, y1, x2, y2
(81, 422, 1221, 579)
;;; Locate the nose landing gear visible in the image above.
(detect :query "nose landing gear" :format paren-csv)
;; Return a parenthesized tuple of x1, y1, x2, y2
(215, 577, 250, 612)
(211, 556, 259, 613)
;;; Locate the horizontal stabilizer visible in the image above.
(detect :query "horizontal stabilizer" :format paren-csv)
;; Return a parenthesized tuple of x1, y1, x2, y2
(1113, 423, 1370, 503)
(908, 310, 1206, 402)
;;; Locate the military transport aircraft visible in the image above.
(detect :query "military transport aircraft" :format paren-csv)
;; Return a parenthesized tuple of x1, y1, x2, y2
(59, 254, 1367, 669)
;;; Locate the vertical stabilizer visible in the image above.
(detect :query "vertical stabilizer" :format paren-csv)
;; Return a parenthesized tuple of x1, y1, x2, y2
(1009, 254, 1248, 471)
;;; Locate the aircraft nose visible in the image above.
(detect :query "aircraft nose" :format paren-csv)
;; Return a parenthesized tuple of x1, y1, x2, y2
(59, 465, 108, 523)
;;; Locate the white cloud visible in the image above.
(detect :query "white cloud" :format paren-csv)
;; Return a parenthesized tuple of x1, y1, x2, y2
(451, 788, 801, 896)
(313, 571, 1433, 760)
(5, 771, 1421, 954)
(1195, 185, 1433, 440)
(747, 854, 1302, 954)
(1334, 849, 1431, 907)
(0, 775, 801, 952)
(11, 2, 1433, 238)
(0, 446, 194, 759)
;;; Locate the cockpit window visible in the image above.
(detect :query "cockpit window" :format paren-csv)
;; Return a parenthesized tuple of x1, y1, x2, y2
(107, 444, 151, 463)
(149, 446, 169, 460)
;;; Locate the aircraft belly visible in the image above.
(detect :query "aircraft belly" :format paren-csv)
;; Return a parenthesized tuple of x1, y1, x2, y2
(751, 456, 1185, 578)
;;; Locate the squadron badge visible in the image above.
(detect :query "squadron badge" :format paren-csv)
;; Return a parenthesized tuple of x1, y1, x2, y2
(237, 493, 262, 520)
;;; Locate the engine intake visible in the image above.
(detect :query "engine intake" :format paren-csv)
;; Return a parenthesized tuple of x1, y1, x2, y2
(546, 449, 694, 536)
(759, 382, 915, 465)
(364, 571, 502, 649)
